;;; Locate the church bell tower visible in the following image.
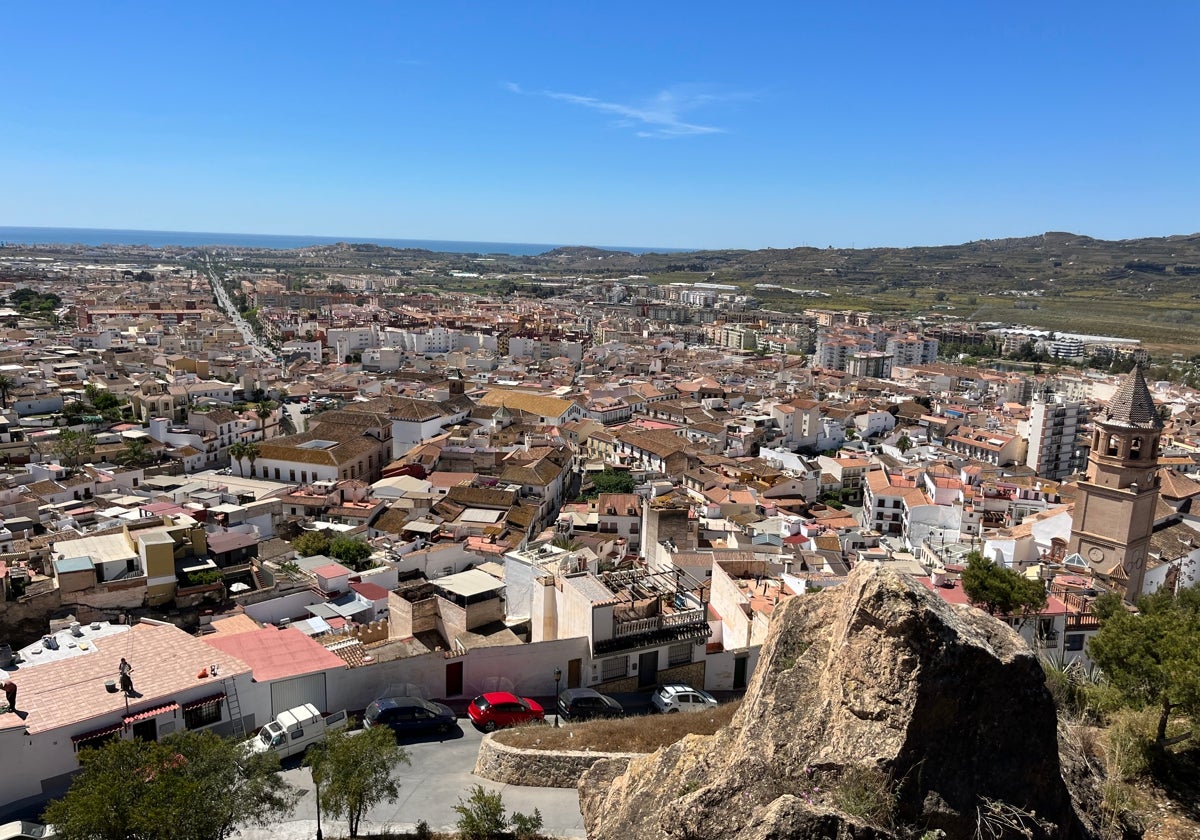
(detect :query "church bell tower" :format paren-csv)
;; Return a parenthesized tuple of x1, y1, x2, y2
(1067, 365, 1163, 601)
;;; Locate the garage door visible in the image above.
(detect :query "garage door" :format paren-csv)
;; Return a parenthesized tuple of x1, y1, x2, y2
(271, 673, 328, 716)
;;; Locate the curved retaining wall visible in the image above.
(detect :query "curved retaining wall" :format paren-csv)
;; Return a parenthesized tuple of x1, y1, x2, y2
(473, 732, 641, 788)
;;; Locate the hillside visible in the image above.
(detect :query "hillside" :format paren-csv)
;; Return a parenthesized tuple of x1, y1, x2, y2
(8, 230, 1200, 353)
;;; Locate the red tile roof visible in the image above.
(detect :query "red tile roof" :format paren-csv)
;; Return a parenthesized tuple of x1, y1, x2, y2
(71, 721, 125, 744)
(182, 692, 225, 712)
(124, 701, 179, 724)
(349, 581, 390, 601)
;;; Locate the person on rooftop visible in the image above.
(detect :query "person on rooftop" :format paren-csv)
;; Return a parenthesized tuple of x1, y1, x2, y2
(118, 657, 134, 694)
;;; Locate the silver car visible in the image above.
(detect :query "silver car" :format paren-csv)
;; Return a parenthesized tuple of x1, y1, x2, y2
(649, 684, 718, 714)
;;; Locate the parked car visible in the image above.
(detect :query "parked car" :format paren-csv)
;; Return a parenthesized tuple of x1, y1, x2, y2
(650, 684, 719, 714)
(363, 696, 457, 736)
(467, 691, 544, 731)
(557, 688, 625, 722)
(0, 822, 56, 840)
(241, 703, 348, 759)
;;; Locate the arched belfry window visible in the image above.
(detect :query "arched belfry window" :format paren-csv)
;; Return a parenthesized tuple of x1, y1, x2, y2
(1130, 438, 1142, 460)
(1106, 435, 1120, 457)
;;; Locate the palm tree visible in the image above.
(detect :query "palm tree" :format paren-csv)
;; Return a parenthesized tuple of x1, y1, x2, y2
(228, 442, 248, 477)
(0, 374, 12, 409)
(255, 402, 274, 441)
(551, 534, 583, 551)
(244, 442, 260, 478)
(120, 437, 153, 468)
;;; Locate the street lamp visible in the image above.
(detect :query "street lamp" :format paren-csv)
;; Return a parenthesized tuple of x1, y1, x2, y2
(553, 666, 562, 728)
(314, 768, 324, 840)
(307, 746, 326, 840)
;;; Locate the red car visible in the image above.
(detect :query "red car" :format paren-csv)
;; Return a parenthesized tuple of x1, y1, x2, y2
(467, 691, 544, 732)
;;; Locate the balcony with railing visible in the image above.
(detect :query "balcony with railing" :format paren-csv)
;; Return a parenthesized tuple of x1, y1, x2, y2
(597, 607, 711, 654)
(1065, 614, 1101, 632)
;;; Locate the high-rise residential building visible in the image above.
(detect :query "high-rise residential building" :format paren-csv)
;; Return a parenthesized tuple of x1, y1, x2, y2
(1024, 391, 1088, 479)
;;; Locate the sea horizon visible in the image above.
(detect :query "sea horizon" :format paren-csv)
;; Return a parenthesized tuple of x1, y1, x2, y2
(0, 226, 691, 257)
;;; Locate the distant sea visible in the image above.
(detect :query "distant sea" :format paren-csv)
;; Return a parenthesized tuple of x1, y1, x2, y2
(0, 226, 686, 256)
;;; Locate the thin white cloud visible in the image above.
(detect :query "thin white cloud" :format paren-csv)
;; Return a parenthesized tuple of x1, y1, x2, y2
(505, 82, 729, 138)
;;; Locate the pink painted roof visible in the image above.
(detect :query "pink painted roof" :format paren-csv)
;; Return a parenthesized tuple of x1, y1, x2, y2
(921, 577, 1068, 616)
(141, 502, 186, 515)
(313, 563, 353, 579)
(202, 625, 346, 682)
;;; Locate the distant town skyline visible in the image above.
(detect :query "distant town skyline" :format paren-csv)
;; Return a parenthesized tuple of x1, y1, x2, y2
(4, 3, 1199, 250)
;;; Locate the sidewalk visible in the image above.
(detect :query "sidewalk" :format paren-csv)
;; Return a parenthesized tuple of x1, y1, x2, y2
(233, 730, 587, 840)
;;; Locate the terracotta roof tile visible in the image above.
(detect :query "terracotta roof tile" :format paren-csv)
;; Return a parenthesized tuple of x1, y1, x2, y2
(6, 623, 250, 735)
(1101, 366, 1163, 430)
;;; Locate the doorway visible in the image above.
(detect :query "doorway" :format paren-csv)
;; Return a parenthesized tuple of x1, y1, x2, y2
(638, 650, 659, 688)
(567, 658, 582, 689)
(445, 661, 464, 697)
(733, 656, 748, 690)
(131, 719, 158, 742)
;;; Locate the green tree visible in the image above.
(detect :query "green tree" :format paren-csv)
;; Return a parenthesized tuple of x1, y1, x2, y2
(551, 534, 583, 551)
(42, 730, 296, 840)
(329, 536, 372, 569)
(1088, 586, 1200, 744)
(454, 784, 508, 840)
(590, 469, 635, 496)
(292, 530, 332, 557)
(228, 442, 249, 477)
(90, 390, 120, 412)
(895, 434, 912, 454)
(0, 374, 12, 408)
(50, 429, 97, 469)
(244, 441, 260, 476)
(119, 437, 155, 468)
(306, 725, 410, 838)
(960, 551, 1047, 618)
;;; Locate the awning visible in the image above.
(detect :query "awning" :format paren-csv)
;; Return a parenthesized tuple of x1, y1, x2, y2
(181, 692, 225, 712)
(123, 702, 179, 724)
(71, 721, 125, 746)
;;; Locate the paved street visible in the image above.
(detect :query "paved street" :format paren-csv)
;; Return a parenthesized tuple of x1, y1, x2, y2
(234, 723, 586, 839)
(284, 401, 308, 434)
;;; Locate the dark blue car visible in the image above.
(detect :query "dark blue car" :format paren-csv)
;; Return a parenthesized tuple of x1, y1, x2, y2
(363, 697, 457, 736)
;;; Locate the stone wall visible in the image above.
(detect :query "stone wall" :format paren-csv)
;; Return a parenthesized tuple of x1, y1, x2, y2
(388, 591, 437, 639)
(0, 588, 63, 644)
(474, 732, 639, 788)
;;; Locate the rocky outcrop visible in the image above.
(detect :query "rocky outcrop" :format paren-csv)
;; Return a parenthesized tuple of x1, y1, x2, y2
(579, 564, 1100, 840)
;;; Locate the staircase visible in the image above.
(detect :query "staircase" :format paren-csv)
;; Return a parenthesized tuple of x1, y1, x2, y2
(224, 677, 247, 739)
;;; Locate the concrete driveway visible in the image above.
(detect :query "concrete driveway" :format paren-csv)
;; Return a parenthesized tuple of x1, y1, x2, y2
(235, 721, 586, 839)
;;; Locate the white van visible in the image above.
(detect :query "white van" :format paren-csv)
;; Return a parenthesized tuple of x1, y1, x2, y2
(0, 823, 56, 840)
(242, 703, 348, 759)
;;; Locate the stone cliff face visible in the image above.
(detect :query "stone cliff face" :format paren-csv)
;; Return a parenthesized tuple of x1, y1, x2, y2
(579, 565, 1100, 840)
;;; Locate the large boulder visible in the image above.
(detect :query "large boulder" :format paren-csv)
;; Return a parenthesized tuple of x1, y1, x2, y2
(579, 564, 1098, 840)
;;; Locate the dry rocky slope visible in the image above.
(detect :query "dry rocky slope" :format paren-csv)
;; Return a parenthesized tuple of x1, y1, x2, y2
(580, 564, 1108, 840)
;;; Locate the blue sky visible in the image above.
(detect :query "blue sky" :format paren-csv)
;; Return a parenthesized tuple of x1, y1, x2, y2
(3, 2, 1199, 250)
